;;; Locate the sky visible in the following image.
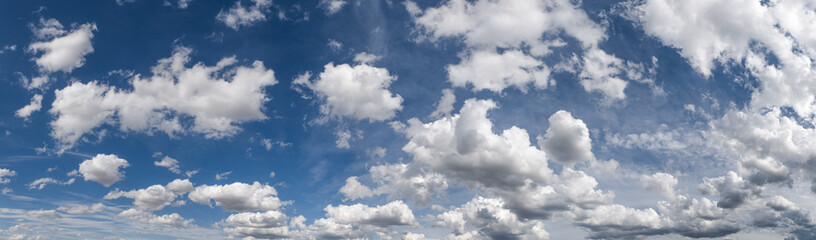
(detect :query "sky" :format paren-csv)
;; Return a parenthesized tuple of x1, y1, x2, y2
(1, 0, 816, 239)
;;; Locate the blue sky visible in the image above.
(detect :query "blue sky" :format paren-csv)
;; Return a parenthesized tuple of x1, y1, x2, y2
(1, 0, 816, 239)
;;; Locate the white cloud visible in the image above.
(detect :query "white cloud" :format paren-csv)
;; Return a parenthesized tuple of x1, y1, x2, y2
(104, 184, 178, 211)
(324, 200, 418, 227)
(338, 176, 373, 201)
(215, 171, 232, 180)
(57, 203, 106, 214)
(327, 39, 343, 52)
(222, 210, 301, 239)
(434, 196, 550, 239)
(578, 48, 630, 100)
(539, 110, 594, 167)
(346, 163, 448, 205)
(366, 147, 386, 159)
(403, 98, 551, 189)
(0, 168, 16, 184)
(166, 179, 194, 194)
(640, 172, 678, 199)
(118, 208, 194, 229)
(76, 154, 129, 187)
(188, 181, 288, 211)
(448, 49, 551, 93)
(294, 59, 403, 122)
(28, 19, 96, 74)
(154, 156, 180, 174)
(27, 209, 61, 219)
(767, 196, 797, 212)
(430, 89, 455, 118)
(27, 177, 75, 190)
(334, 129, 352, 149)
(217, 0, 273, 30)
(15, 94, 42, 120)
(319, 0, 347, 15)
(49, 47, 277, 152)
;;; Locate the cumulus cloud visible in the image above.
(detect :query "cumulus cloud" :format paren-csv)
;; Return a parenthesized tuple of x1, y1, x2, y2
(340, 163, 448, 205)
(28, 18, 96, 76)
(118, 208, 194, 229)
(324, 200, 418, 227)
(166, 179, 194, 194)
(434, 196, 550, 239)
(222, 210, 302, 239)
(104, 184, 178, 211)
(539, 110, 594, 167)
(403, 98, 551, 189)
(640, 173, 678, 199)
(15, 94, 42, 120)
(429, 89, 455, 118)
(75, 154, 129, 187)
(447, 49, 551, 93)
(49, 47, 277, 152)
(217, 0, 273, 30)
(294, 57, 403, 122)
(188, 181, 288, 211)
(0, 168, 16, 184)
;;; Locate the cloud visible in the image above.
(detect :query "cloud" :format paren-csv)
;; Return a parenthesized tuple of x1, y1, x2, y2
(429, 89, 455, 118)
(539, 110, 594, 167)
(324, 200, 418, 227)
(188, 181, 289, 211)
(640, 173, 678, 199)
(154, 156, 181, 174)
(28, 18, 96, 76)
(166, 179, 194, 194)
(27, 177, 75, 190)
(75, 154, 129, 187)
(403, 98, 551, 189)
(49, 47, 277, 152)
(434, 196, 550, 239)
(104, 184, 178, 211)
(340, 163, 448, 205)
(217, 0, 273, 30)
(447, 49, 551, 93)
(222, 210, 301, 239)
(294, 57, 403, 122)
(118, 208, 194, 229)
(26, 209, 61, 219)
(15, 94, 42, 120)
(319, 0, 347, 15)
(215, 171, 232, 180)
(698, 171, 762, 209)
(0, 168, 16, 184)
(56, 203, 106, 214)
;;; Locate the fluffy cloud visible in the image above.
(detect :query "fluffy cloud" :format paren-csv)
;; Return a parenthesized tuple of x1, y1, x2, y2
(222, 210, 301, 239)
(118, 208, 193, 229)
(217, 0, 273, 30)
(294, 56, 403, 122)
(28, 18, 96, 76)
(154, 156, 181, 174)
(338, 176, 374, 201)
(324, 200, 418, 227)
(429, 88, 455, 118)
(166, 179, 194, 194)
(27, 177, 75, 190)
(104, 184, 178, 211)
(75, 154, 129, 187)
(15, 94, 42, 120)
(49, 47, 277, 152)
(339, 164, 448, 205)
(188, 181, 288, 211)
(698, 171, 762, 209)
(403, 98, 551, 189)
(539, 110, 594, 167)
(447, 49, 551, 93)
(410, 0, 650, 99)
(0, 168, 16, 184)
(640, 172, 678, 199)
(434, 197, 550, 239)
